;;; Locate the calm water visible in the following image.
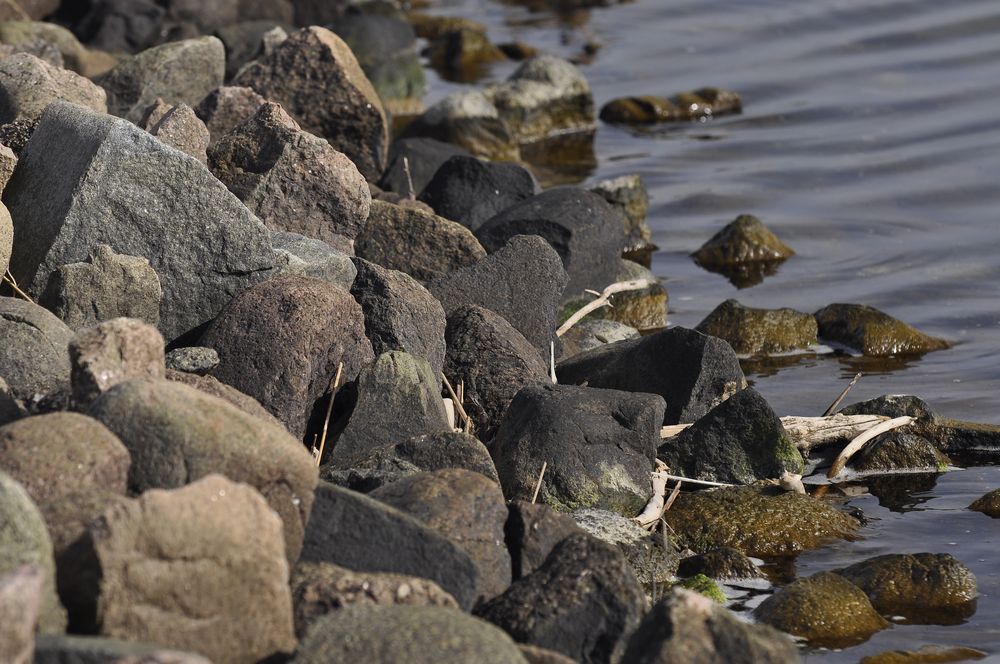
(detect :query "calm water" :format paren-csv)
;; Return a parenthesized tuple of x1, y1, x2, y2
(420, 0, 1000, 659)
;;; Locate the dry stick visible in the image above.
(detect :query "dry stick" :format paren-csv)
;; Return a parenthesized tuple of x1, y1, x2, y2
(314, 362, 344, 467)
(459, 379, 472, 434)
(442, 373, 472, 433)
(656, 472, 734, 488)
(402, 156, 415, 200)
(822, 372, 863, 416)
(556, 278, 653, 337)
(2, 270, 33, 303)
(827, 415, 913, 479)
(531, 461, 548, 504)
(663, 479, 682, 512)
(549, 341, 557, 384)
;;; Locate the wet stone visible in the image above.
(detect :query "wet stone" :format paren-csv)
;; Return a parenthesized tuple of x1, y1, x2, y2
(600, 87, 742, 125)
(696, 299, 817, 355)
(676, 547, 764, 581)
(848, 432, 951, 474)
(969, 488, 1000, 517)
(814, 303, 951, 357)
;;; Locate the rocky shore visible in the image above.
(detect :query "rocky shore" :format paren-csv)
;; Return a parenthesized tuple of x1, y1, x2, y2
(0, 2, 996, 663)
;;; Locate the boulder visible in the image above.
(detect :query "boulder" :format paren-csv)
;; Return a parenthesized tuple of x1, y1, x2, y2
(970, 488, 1000, 517)
(378, 136, 471, 196)
(847, 433, 951, 474)
(600, 87, 742, 124)
(165, 369, 283, 426)
(692, 214, 793, 288)
(0, 565, 41, 664)
(0, 297, 72, 401)
(0, 53, 106, 124)
(696, 299, 817, 355)
(68, 318, 165, 408)
(208, 102, 371, 251)
(88, 379, 317, 562)
(139, 101, 209, 163)
(814, 303, 950, 356)
(33, 635, 211, 664)
(272, 231, 357, 289)
(193, 85, 265, 147)
(418, 155, 536, 232)
(838, 553, 977, 618)
(476, 533, 646, 664)
(590, 174, 653, 258)
(505, 500, 584, 580)
(164, 346, 218, 375)
(676, 547, 764, 581)
(401, 89, 520, 162)
(490, 383, 663, 515)
(557, 326, 746, 425)
(560, 319, 640, 359)
(345, 432, 500, 484)
(572, 508, 679, 586)
(3, 102, 275, 343)
(233, 26, 388, 180)
(88, 475, 296, 663)
(201, 275, 373, 441)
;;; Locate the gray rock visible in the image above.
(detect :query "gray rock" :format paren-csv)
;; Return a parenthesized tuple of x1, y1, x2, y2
(0, 21, 87, 74)
(0, 199, 10, 274)
(33, 635, 212, 664)
(38, 245, 162, 331)
(0, 377, 23, 426)
(402, 89, 520, 162)
(271, 231, 356, 289)
(0, 53, 106, 124)
(378, 136, 470, 196)
(418, 155, 537, 232)
(193, 85, 265, 147)
(353, 432, 499, 483)
(217, 20, 291, 81)
(572, 508, 679, 586)
(0, 36, 62, 69)
(560, 319, 640, 359)
(69, 318, 165, 408)
(164, 369, 282, 427)
(72, 0, 165, 53)
(164, 346, 218, 375)
(4, 102, 275, 343)
(0, 565, 41, 664)
(0, 144, 14, 193)
(140, 101, 209, 163)
(505, 500, 584, 580)
(590, 174, 653, 256)
(0, 297, 72, 401)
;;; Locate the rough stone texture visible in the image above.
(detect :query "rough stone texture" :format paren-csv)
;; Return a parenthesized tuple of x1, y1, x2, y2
(0, 117, 35, 155)
(838, 553, 978, 617)
(560, 259, 666, 331)
(696, 299, 817, 355)
(0, 377, 22, 426)
(0, 297, 72, 401)
(0, 34, 63, 70)
(623, 588, 798, 664)
(371, 469, 512, 605)
(291, 561, 459, 638)
(0, 144, 14, 193)
(476, 533, 647, 664)
(600, 87, 742, 125)
(430, 235, 568, 351)
(590, 174, 653, 255)
(89, 475, 296, 664)
(351, 257, 447, 379)
(0, 53, 106, 124)
(33, 635, 212, 664)
(444, 305, 549, 440)
(0, 470, 65, 632)
(141, 102, 209, 163)
(293, 605, 528, 664)
(4, 102, 275, 343)
(344, 432, 500, 484)
(848, 432, 951, 474)
(201, 275, 373, 441)
(378, 136, 470, 196)
(476, 188, 624, 298)
(572, 508, 679, 586)
(558, 326, 746, 425)
(164, 369, 283, 427)
(676, 547, 764, 581)
(69, 318, 165, 408)
(561, 319, 640, 359)
(505, 500, 584, 580)
(418, 155, 536, 232)
(217, 20, 289, 81)
(88, 379, 317, 562)
(38, 245, 162, 331)
(970, 488, 1000, 517)
(209, 102, 371, 251)
(272, 231, 357, 289)
(193, 85, 265, 147)
(402, 89, 520, 162)
(754, 571, 889, 648)
(692, 214, 793, 287)
(356, 199, 487, 284)
(0, 565, 41, 664)
(164, 346, 218, 375)
(233, 26, 388, 181)
(300, 481, 479, 611)
(663, 486, 859, 557)
(0, 199, 10, 275)
(0, 21, 87, 74)
(815, 303, 951, 357)
(490, 383, 663, 515)
(96, 36, 225, 123)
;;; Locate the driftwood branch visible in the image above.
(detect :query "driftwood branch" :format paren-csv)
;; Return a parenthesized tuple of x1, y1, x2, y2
(634, 471, 668, 528)
(442, 373, 473, 434)
(313, 362, 344, 466)
(662, 414, 891, 453)
(556, 278, 653, 337)
(827, 415, 914, 479)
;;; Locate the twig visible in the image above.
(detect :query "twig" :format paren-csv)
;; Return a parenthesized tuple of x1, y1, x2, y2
(313, 362, 344, 466)
(459, 379, 472, 434)
(823, 372, 863, 416)
(556, 278, 653, 337)
(549, 341, 557, 384)
(655, 471, 734, 488)
(531, 461, 548, 504)
(442, 373, 472, 433)
(2, 270, 33, 303)
(827, 415, 913, 479)
(402, 156, 415, 200)
(663, 479, 682, 511)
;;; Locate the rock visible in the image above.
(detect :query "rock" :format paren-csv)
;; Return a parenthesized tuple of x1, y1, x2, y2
(217, 20, 291, 81)
(72, 0, 164, 52)
(590, 174, 653, 258)
(88, 475, 296, 663)
(692, 214, 794, 288)
(623, 587, 798, 664)
(572, 508, 679, 585)
(293, 605, 528, 664)
(663, 486, 859, 557)
(814, 303, 950, 356)
(0, 21, 88, 74)
(378, 136, 471, 196)
(418, 155, 537, 232)
(350, 432, 500, 483)
(291, 561, 459, 638)
(0, 200, 10, 274)
(859, 645, 989, 664)
(659, 387, 803, 485)
(557, 326, 746, 425)
(193, 85, 265, 147)
(209, 102, 371, 251)
(490, 383, 663, 514)
(300, 481, 480, 611)
(0, 0, 28, 20)
(0, 470, 64, 632)
(68, 318, 165, 408)
(201, 275, 374, 441)
(233, 26, 388, 181)
(848, 433, 951, 474)
(4, 102, 276, 343)
(37, 245, 162, 331)
(0, 297, 72, 401)
(476, 533, 646, 664)
(504, 500, 584, 580)
(164, 346, 218, 375)
(754, 571, 889, 648)
(600, 87, 742, 124)
(675, 574, 726, 603)
(0, 117, 35, 155)
(676, 547, 764, 581)
(140, 101, 209, 163)
(0, 37, 63, 70)
(97, 36, 225, 123)
(560, 319, 640, 359)
(165, 369, 283, 426)
(970, 488, 1000, 517)
(476, 188, 624, 298)
(696, 299, 817, 356)
(350, 257, 447, 379)
(518, 644, 578, 664)
(560, 259, 667, 331)
(425, 26, 504, 83)
(272, 231, 357, 289)
(430, 235, 568, 351)
(0, 53, 106, 124)
(0, 377, 22, 426)
(33, 635, 212, 664)
(0, 565, 41, 664)
(401, 89, 520, 162)
(838, 553, 977, 619)
(0, 144, 14, 192)
(330, 351, 450, 467)
(88, 379, 317, 562)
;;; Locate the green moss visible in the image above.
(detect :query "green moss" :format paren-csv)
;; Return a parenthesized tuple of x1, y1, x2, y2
(677, 574, 726, 603)
(773, 433, 805, 474)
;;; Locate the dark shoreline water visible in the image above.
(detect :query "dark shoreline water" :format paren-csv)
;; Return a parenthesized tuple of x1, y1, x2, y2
(422, 0, 1000, 659)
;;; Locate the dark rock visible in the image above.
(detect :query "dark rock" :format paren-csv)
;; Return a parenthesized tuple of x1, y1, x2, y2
(838, 553, 977, 619)
(696, 299, 817, 355)
(663, 486, 859, 557)
(74, 0, 166, 53)
(505, 500, 584, 580)
(164, 369, 283, 426)
(418, 155, 537, 232)
(378, 136, 471, 196)
(401, 89, 520, 162)
(300, 481, 480, 611)
(0, 53, 106, 124)
(69, 318, 165, 409)
(815, 303, 950, 357)
(209, 102, 370, 252)
(4, 101, 276, 342)
(572, 508, 679, 585)
(560, 319, 640, 359)
(193, 85, 266, 147)
(623, 587, 798, 664)
(272, 231, 357, 289)
(290, 0, 357, 28)
(201, 275, 374, 440)
(476, 533, 646, 664)
(233, 26, 389, 181)
(559, 259, 666, 331)
(692, 214, 793, 288)
(33, 635, 212, 664)
(848, 433, 951, 474)
(164, 346, 218, 375)
(590, 174, 653, 256)
(216, 20, 292, 81)
(600, 87, 742, 124)
(557, 326, 746, 425)
(476, 188, 624, 298)
(139, 101, 209, 163)
(0, 565, 41, 664)
(754, 571, 889, 648)
(88, 378, 317, 562)
(490, 383, 663, 514)
(0, 297, 72, 401)
(0, 378, 22, 426)
(970, 488, 1000, 517)
(321, 462, 422, 494)
(0, 117, 36, 155)
(425, 26, 504, 83)
(676, 547, 764, 581)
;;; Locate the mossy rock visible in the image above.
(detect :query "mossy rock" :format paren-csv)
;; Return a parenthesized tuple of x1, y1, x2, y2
(859, 645, 988, 664)
(662, 486, 859, 557)
(426, 28, 505, 83)
(696, 299, 816, 355)
(848, 433, 951, 474)
(677, 547, 764, 581)
(571, 508, 679, 586)
(969, 488, 1000, 517)
(560, 260, 666, 331)
(693, 214, 794, 267)
(814, 303, 950, 357)
(599, 87, 741, 125)
(676, 574, 726, 603)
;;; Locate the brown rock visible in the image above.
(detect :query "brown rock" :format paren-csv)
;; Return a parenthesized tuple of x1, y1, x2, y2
(69, 318, 165, 409)
(140, 101, 210, 163)
(0, 199, 10, 276)
(814, 303, 951, 357)
(194, 85, 266, 147)
(0, 1, 29, 21)
(0, 144, 15, 193)
(970, 488, 1000, 517)
(0, 52, 106, 123)
(692, 214, 794, 266)
(166, 369, 284, 428)
(0, 565, 41, 664)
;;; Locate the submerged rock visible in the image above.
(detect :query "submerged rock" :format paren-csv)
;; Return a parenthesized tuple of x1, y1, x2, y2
(859, 645, 988, 664)
(692, 214, 794, 288)
(424, 25, 504, 83)
(814, 303, 950, 357)
(696, 299, 817, 355)
(600, 87, 741, 124)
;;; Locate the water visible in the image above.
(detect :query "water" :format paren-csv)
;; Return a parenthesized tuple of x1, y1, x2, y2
(418, 0, 1000, 659)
